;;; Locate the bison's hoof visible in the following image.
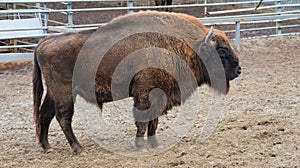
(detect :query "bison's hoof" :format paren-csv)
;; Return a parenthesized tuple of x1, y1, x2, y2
(39, 141, 50, 150)
(71, 143, 84, 155)
(135, 137, 145, 148)
(147, 136, 159, 148)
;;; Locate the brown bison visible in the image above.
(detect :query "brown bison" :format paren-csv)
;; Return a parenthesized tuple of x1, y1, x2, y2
(155, 0, 173, 11)
(33, 11, 241, 154)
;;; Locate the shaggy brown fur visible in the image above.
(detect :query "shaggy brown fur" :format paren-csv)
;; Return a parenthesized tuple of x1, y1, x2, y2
(33, 11, 240, 153)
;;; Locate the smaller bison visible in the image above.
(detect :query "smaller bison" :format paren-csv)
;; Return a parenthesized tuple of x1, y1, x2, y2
(155, 0, 173, 12)
(33, 11, 241, 154)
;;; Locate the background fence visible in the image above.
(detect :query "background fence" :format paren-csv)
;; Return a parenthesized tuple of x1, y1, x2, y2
(0, 0, 300, 61)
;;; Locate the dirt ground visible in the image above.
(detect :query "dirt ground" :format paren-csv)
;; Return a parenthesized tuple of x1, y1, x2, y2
(0, 34, 299, 167)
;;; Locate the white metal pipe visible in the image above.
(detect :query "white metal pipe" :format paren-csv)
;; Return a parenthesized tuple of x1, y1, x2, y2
(0, 1, 292, 13)
(0, 0, 128, 3)
(223, 24, 300, 33)
(235, 21, 241, 51)
(208, 4, 300, 15)
(0, 44, 37, 49)
(0, 0, 284, 4)
(0, 27, 47, 32)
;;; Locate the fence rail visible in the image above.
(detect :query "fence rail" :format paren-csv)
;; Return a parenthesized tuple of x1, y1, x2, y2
(0, 0, 300, 61)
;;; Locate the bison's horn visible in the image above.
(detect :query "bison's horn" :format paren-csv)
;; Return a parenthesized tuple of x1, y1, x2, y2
(205, 26, 214, 44)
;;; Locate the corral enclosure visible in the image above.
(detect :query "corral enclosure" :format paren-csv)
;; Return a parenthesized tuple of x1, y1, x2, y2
(0, 35, 299, 167)
(0, 0, 300, 167)
(1, 0, 300, 58)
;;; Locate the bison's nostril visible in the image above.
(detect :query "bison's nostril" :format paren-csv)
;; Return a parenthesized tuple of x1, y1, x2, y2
(237, 66, 241, 75)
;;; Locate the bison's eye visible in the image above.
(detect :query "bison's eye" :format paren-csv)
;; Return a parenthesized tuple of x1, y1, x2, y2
(217, 48, 228, 58)
(217, 47, 230, 67)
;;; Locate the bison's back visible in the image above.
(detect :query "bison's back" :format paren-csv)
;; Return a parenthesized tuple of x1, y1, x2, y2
(36, 30, 94, 81)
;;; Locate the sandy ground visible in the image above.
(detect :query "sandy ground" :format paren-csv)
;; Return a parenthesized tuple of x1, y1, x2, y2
(0, 35, 299, 167)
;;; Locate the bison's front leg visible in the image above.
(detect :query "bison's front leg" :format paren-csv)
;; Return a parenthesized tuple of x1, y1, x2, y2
(133, 94, 150, 148)
(135, 121, 148, 148)
(135, 118, 159, 149)
(148, 118, 159, 148)
(133, 106, 158, 148)
(133, 88, 164, 148)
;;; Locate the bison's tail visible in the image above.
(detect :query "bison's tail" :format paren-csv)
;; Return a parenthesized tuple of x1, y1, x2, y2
(32, 51, 43, 142)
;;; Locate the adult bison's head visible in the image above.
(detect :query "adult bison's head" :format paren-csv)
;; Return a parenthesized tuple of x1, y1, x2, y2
(198, 27, 241, 93)
(211, 29, 241, 81)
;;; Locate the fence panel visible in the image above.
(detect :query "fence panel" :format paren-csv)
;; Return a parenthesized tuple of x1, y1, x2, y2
(0, 0, 299, 61)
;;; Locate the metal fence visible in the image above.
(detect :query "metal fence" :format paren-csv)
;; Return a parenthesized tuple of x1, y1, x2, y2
(0, 0, 300, 61)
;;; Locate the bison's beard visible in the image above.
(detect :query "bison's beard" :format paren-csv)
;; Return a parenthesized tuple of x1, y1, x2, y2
(204, 76, 229, 95)
(226, 80, 230, 94)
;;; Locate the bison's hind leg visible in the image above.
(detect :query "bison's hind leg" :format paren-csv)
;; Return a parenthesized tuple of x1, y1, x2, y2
(38, 94, 55, 150)
(55, 99, 83, 154)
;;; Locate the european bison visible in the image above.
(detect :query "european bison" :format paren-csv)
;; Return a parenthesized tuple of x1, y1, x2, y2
(155, 0, 172, 11)
(33, 11, 241, 153)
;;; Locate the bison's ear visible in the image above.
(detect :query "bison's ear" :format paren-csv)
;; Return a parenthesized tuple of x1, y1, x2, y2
(196, 26, 219, 60)
(205, 26, 214, 43)
(205, 26, 217, 47)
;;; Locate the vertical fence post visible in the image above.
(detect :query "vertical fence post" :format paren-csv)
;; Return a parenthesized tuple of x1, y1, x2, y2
(12, 3, 17, 53)
(43, 3, 48, 34)
(67, 2, 73, 26)
(127, 0, 134, 14)
(13, 3, 16, 19)
(235, 21, 241, 51)
(275, 0, 282, 35)
(204, 0, 207, 17)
